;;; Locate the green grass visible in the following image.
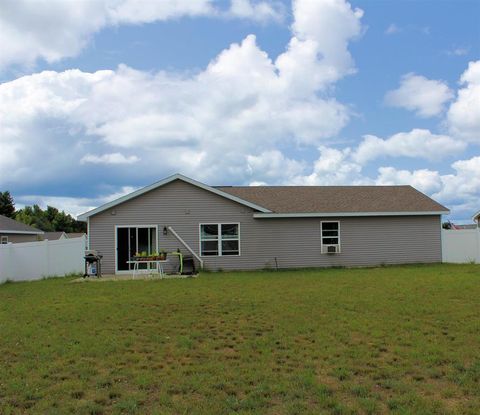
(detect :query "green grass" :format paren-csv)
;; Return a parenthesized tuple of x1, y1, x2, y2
(0, 264, 479, 414)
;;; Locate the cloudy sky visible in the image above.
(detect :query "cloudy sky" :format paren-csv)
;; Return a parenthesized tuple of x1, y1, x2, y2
(0, 0, 479, 221)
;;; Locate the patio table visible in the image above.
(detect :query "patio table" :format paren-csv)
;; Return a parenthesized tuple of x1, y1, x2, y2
(126, 260, 169, 279)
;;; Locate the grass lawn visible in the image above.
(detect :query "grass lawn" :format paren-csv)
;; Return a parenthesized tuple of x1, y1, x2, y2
(0, 264, 479, 415)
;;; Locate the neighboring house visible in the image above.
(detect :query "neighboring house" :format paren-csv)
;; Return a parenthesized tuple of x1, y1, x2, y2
(0, 214, 44, 244)
(42, 231, 67, 240)
(453, 224, 478, 230)
(41, 232, 87, 240)
(66, 232, 87, 239)
(78, 174, 449, 274)
(473, 211, 480, 228)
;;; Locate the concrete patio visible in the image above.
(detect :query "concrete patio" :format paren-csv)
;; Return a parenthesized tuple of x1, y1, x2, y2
(71, 273, 198, 282)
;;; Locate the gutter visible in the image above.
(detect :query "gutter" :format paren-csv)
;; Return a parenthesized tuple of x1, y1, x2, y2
(0, 230, 45, 235)
(253, 211, 450, 219)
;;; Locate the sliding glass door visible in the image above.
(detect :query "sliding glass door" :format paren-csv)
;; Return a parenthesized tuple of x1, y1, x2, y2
(116, 226, 157, 271)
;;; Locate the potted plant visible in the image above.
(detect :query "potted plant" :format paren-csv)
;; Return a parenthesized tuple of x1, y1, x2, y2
(159, 250, 167, 260)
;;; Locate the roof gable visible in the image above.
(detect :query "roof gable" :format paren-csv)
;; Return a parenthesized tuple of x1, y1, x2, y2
(77, 174, 272, 221)
(43, 231, 67, 240)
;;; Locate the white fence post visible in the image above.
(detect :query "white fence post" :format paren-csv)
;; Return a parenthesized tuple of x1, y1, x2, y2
(44, 239, 50, 277)
(477, 230, 480, 261)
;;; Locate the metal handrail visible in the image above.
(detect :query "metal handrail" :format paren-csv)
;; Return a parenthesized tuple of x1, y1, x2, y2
(167, 226, 204, 269)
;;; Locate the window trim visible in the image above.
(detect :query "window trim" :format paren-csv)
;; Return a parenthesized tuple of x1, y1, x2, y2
(320, 221, 341, 254)
(1, 236, 8, 244)
(199, 223, 241, 257)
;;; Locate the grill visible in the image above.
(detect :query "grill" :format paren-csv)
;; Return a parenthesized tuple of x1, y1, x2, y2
(84, 250, 103, 278)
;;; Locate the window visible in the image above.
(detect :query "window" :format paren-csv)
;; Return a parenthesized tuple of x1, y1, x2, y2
(321, 221, 340, 253)
(200, 223, 240, 256)
(1, 236, 8, 244)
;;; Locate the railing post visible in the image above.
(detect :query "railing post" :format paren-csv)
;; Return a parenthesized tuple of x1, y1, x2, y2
(44, 239, 50, 277)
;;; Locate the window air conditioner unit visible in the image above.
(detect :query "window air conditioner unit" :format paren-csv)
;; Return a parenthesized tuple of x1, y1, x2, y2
(324, 244, 340, 254)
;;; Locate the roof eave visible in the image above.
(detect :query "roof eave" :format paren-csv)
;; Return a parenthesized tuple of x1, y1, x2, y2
(0, 230, 45, 235)
(77, 173, 272, 221)
(253, 211, 450, 219)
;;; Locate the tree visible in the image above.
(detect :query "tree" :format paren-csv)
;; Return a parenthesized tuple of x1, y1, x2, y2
(0, 191, 15, 218)
(15, 204, 86, 233)
(15, 205, 53, 231)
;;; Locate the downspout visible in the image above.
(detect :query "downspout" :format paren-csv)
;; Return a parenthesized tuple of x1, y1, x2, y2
(87, 217, 90, 250)
(167, 226, 204, 269)
(440, 215, 444, 263)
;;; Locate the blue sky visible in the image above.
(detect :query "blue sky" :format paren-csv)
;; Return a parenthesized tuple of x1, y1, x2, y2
(0, 0, 479, 221)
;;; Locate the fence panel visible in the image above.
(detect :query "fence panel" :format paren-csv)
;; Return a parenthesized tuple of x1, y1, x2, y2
(442, 229, 480, 263)
(0, 236, 86, 283)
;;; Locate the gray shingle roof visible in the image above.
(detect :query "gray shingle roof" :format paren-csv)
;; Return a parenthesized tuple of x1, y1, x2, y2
(0, 214, 44, 234)
(66, 232, 86, 239)
(42, 231, 66, 240)
(216, 185, 448, 214)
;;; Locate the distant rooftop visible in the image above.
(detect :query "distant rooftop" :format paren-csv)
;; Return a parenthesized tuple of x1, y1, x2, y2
(0, 214, 44, 234)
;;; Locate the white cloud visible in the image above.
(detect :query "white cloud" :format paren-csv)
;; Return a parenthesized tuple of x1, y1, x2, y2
(385, 23, 400, 35)
(246, 150, 306, 183)
(446, 60, 480, 143)
(106, 0, 215, 24)
(375, 167, 442, 194)
(276, 0, 364, 92)
(292, 146, 366, 186)
(80, 153, 140, 165)
(385, 73, 454, 117)
(0, 0, 364, 188)
(228, 0, 284, 22)
(15, 186, 137, 218)
(353, 129, 465, 164)
(0, 0, 283, 70)
(446, 47, 469, 57)
(384, 24, 433, 37)
(436, 156, 480, 205)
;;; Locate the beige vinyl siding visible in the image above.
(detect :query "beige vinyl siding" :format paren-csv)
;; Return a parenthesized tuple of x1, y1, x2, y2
(89, 179, 442, 273)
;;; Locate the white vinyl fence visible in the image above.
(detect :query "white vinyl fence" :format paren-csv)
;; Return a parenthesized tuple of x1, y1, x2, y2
(442, 229, 480, 264)
(0, 236, 86, 283)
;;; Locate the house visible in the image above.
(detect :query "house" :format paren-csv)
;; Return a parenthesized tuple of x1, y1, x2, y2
(473, 211, 480, 228)
(78, 174, 449, 274)
(42, 231, 67, 240)
(40, 232, 86, 240)
(0, 214, 44, 244)
(66, 232, 87, 239)
(453, 224, 478, 230)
